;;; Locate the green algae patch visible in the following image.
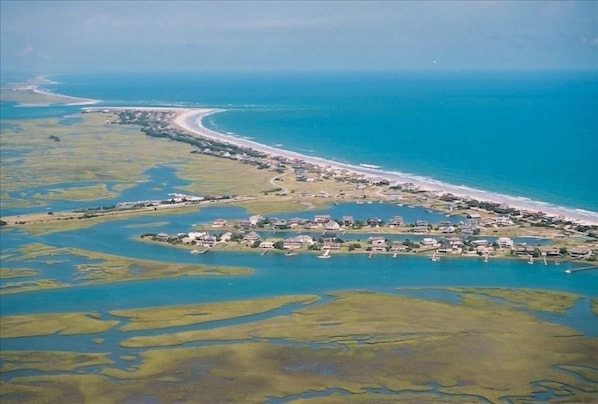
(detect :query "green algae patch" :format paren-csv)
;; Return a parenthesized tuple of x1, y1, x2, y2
(2, 292, 598, 403)
(174, 154, 277, 197)
(292, 392, 490, 403)
(111, 294, 320, 332)
(592, 298, 598, 316)
(1, 351, 113, 372)
(0, 312, 118, 338)
(33, 183, 120, 203)
(0, 279, 69, 295)
(9, 243, 252, 290)
(557, 364, 598, 383)
(1, 113, 286, 219)
(447, 287, 582, 314)
(0, 268, 40, 279)
(124, 221, 170, 229)
(0, 374, 103, 404)
(234, 198, 331, 215)
(10, 204, 200, 236)
(121, 290, 583, 348)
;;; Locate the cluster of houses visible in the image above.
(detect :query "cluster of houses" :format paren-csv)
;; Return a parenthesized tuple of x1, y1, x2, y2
(92, 108, 598, 248)
(144, 213, 594, 261)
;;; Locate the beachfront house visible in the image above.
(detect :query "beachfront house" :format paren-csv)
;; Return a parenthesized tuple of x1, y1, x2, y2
(155, 232, 170, 241)
(243, 231, 261, 243)
(296, 234, 315, 245)
(342, 216, 355, 227)
(314, 215, 332, 224)
(324, 220, 341, 231)
(369, 237, 387, 251)
(401, 183, 419, 192)
(569, 248, 593, 260)
(367, 217, 383, 227)
(495, 216, 514, 226)
(497, 237, 514, 249)
(514, 245, 536, 256)
(271, 219, 289, 230)
(283, 237, 303, 250)
(421, 238, 439, 247)
(220, 232, 234, 242)
(390, 243, 408, 253)
(467, 213, 482, 221)
(440, 224, 456, 233)
(388, 216, 404, 227)
(413, 220, 430, 233)
(197, 234, 218, 247)
(259, 241, 275, 249)
(538, 246, 561, 257)
(212, 219, 228, 228)
(249, 215, 264, 226)
(187, 231, 207, 241)
(322, 241, 341, 251)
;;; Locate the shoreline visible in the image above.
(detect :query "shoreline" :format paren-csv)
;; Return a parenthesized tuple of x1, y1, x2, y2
(168, 108, 598, 226)
(1, 77, 99, 106)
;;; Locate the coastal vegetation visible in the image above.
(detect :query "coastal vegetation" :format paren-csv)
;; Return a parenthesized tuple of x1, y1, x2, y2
(0, 268, 40, 279)
(0, 243, 252, 294)
(110, 295, 319, 332)
(2, 291, 597, 403)
(1, 351, 113, 373)
(445, 287, 582, 314)
(0, 312, 118, 338)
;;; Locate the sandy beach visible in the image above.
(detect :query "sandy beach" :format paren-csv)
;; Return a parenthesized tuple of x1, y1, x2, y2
(1, 79, 99, 107)
(167, 108, 598, 225)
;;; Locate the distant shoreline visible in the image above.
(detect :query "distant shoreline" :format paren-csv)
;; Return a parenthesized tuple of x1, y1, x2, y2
(1, 78, 99, 106)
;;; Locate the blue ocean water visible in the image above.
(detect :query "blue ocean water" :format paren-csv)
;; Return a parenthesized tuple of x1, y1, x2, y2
(34, 70, 598, 213)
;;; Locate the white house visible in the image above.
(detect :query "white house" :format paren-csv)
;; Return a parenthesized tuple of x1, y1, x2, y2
(497, 237, 514, 249)
(421, 238, 439, 247)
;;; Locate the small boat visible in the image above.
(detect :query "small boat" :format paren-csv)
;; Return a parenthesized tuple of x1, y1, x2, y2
(318, 250, 331, 259)
(392, 253, 398, 258)
(190, 249, 200, 254)
(285, 251, 298, 256)
(565, 269, 572, 274)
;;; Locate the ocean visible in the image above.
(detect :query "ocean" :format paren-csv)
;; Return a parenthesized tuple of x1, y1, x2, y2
(27, 70, 596, 214)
